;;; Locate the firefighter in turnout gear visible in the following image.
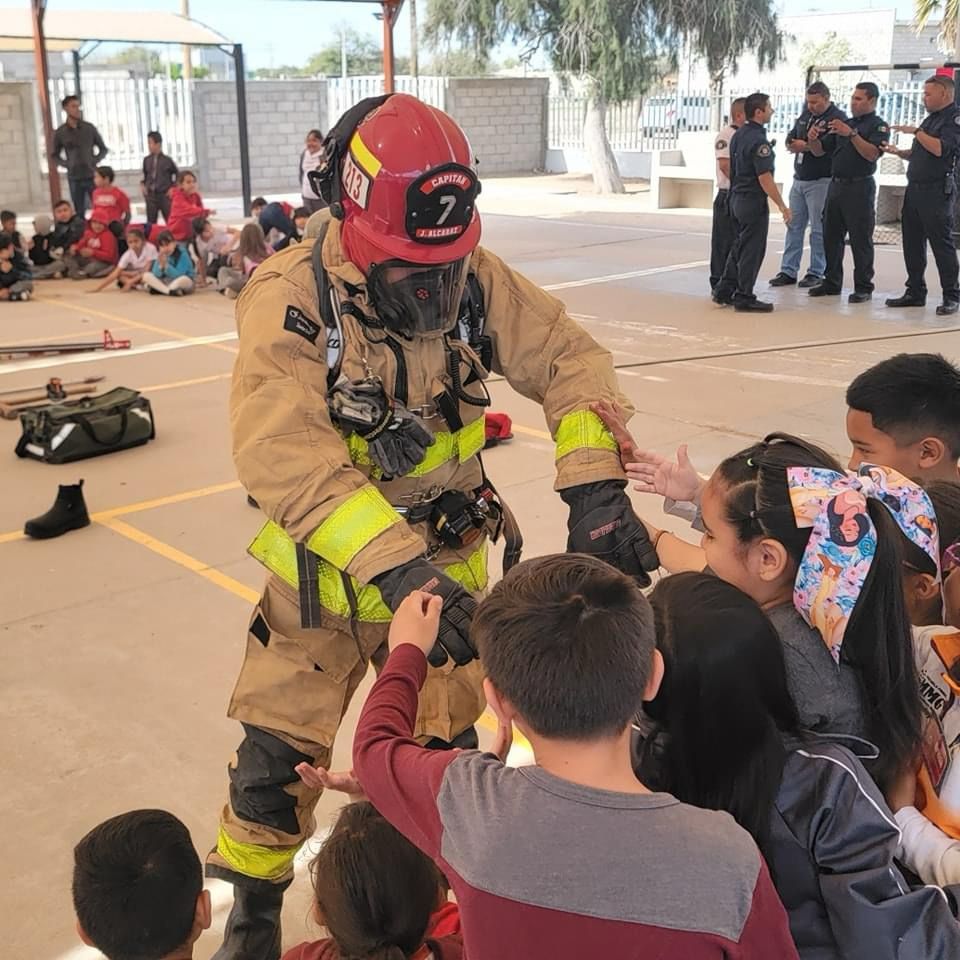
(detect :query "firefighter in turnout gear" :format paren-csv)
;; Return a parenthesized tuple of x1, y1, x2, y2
(206, 93, 660, 957)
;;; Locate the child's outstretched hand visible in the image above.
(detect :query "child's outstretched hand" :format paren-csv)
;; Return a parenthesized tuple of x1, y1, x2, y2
(625, 444, 701, 502)
(388, 590, 443, 658)
(295, 763, 366, 801)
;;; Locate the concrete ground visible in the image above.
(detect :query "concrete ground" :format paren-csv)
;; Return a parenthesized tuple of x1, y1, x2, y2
(4, 198, 959, 959)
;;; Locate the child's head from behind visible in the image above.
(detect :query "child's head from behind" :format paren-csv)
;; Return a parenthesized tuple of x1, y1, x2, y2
(0, 210, 15, 231)
(645, 573, 798, 845)
(73, 809, 210, 960)
(0, 232, 14, 259)
(846, 353, 960, 481)
(703, 432, 920, 790)
(294, 205, 310, 231)
(94, 165, 115, 188)
(473, 553, 660, 742)
(311, 801, 441, 960)
(55, 200, 74, 222)
(238, 222, 269, 261)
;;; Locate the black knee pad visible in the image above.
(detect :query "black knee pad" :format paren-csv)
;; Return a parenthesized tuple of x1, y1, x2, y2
(229, 724, 313, 836)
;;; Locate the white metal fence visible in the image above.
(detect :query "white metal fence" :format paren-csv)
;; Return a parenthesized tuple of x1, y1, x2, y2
(549, 82, 930, 153)
(44, 76, 195, 172)
(326, 75, 448, 129)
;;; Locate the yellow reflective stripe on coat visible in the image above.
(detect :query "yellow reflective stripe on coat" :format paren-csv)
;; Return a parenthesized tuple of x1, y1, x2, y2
(305, 487, 401, 569)
(344, 417, 485, 478)
(554, 410, 619, 461)
(216, 826, 299, 881)
(250, 520, 488, 623)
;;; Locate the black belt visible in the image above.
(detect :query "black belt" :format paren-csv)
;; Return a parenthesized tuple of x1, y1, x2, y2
(908, 179, 946, 186)
(833, 175, 874, 184)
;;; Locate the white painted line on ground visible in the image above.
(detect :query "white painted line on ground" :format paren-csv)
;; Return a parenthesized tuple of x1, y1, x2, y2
(0, 332, 238, 376)
(677, 360, 849, 388)
(487, 213, 715, 238)
(544, 260, 710, 291)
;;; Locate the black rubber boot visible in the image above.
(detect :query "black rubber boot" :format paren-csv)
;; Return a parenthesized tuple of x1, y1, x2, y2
(213, 883, 285, 960)
(24, 480, 90, 539)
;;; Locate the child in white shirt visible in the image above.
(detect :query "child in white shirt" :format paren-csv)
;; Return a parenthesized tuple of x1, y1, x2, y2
(92, 228, 157, 292)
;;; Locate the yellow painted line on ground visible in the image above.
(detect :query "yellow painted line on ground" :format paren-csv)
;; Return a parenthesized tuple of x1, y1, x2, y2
(98, 516, 260, 603)
(511, 423, 552, 441)
(140, 372, 233, 393)
(34, 297, 239, 355)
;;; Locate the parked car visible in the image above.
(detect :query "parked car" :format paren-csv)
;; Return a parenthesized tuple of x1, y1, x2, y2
(640, 94, 712, 134)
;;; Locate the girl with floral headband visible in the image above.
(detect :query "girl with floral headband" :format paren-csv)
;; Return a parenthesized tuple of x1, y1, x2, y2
(612, 424, 926, 793)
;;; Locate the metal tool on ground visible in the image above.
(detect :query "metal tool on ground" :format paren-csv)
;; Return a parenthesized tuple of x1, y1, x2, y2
(0, 375, 105, 398)
(0, 383, 101, 419)
(0, 330, 131, 360)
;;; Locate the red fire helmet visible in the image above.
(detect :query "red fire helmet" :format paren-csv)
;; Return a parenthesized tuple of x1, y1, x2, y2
(339, 94, 482, 274)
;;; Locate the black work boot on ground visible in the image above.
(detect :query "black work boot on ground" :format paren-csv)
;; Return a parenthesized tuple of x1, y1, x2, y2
(213, 884, 285, 960)
(24, 480, 90, 539)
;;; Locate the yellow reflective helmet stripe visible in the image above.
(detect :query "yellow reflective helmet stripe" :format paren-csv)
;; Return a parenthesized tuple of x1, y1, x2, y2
(349, 132, 382, 177)
(554, 409, 619, 461)
(249, 520, 488, 623)
(305, 487, 401, 570)
(216, 826, 299, 881)
(344, 417, 485, 479)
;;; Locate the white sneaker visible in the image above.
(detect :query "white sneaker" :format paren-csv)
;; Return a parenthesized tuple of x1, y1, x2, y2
(224, 288, 239, 300)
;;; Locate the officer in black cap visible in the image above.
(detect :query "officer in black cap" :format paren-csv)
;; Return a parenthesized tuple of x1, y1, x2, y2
(883, 74, 960, 316)
(713, 92, 791, 313)
(809, 82, 889, 304)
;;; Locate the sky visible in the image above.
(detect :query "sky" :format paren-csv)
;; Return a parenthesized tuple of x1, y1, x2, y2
(0, 0, 932, 71)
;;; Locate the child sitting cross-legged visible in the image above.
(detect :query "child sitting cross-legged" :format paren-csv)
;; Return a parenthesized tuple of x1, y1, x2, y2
(91, 227, 157, 292)
(143, 230, 195, 296)
(300, 555, 798, 959)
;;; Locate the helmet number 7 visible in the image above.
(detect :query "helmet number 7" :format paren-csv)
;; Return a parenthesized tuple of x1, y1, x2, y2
(437, 195, 457, 225)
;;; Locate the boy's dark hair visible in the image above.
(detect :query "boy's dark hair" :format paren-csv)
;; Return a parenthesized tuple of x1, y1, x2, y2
(251, 196, 267, 209)
(0, 231, 14, 251)
(73, 809, 201, 960)
(0, 210, 15, 223)
(473, 553, 655, 740)
(156, 230, 175, 246)
(847, 353, 960, 458)
(62, 94, 79, 109)
(714, 432, 921, 791)
(927, 480, 960, 558)
(310, 801, 441, 960)
(126, 228, 145, 241)
(55, 199, 73, 211)
(192, 217, 210, 236)
(147, 131, 163, 145)
(293, 205, 310, 219)
(96, 165, 115, 183)
(807, 80, 831, 98)
(856, 81, 880, 101)
(745, 92, 769, 121)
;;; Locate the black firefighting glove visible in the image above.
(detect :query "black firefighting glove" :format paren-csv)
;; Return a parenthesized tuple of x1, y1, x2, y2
(373, 558, 478, 667)
(561, 480, 660, 587)
(329, 379, 433, 478)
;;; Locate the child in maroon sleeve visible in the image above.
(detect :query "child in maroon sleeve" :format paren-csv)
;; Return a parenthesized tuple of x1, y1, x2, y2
(281, 800, 461, 960)
(316, 554, 798, 960)
(91, 165, 131, 227)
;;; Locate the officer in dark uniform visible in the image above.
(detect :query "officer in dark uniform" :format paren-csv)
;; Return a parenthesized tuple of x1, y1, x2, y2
(710, 97, 746, 290)
(713, 92, 791, 313)
(883, 74, 960, 315)
(809, 82, 889, 303)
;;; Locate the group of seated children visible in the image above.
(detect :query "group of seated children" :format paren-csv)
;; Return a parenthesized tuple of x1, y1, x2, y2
(68, 350, 960, 960)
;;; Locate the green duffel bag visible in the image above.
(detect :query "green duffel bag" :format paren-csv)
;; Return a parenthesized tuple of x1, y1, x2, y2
(15, 387, 156, 464)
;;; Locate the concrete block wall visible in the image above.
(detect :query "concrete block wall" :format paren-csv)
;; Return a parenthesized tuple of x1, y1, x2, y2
(192, 79, 326, 196)
(0, 83, 46, 211)
(445, 78, 548, 175)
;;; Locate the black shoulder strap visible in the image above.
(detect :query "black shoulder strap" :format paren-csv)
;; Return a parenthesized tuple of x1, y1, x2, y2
(458, 272, 492, 375)
(310, 223, 345, 389)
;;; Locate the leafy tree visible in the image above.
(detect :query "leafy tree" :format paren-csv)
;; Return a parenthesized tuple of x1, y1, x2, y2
(170, 63, 211, 80)
(914, 0, 958, 54)
(93, 45, 162, 76)
(799, 33, 854, 87)
(424, 48, 493, 75)
(305, 27, 410, 76)
(426, 0, 781, 193)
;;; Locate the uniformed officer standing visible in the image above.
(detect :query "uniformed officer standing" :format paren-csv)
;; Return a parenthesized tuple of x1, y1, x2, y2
(710, 97, 746, 291)
(769, 81, 847, 288)
(809, 82, 889, 303)
(713, 92, 791, 312)
(882, 74, 960, 315)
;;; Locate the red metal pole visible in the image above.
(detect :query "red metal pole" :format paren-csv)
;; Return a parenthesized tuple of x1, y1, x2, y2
(31, 0, 61, 208)
(382, 1, 396, 94)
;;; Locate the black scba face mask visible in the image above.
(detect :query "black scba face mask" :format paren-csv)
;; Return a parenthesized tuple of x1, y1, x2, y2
(367, 258, 468, 337)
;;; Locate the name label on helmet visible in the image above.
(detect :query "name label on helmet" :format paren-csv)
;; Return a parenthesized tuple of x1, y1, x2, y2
(342, 152, 372, 210)
(405, 163, 478, 245)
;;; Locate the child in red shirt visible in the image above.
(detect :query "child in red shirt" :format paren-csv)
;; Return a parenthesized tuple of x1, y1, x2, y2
(280, 800, 461, 960)
(91, 165, 131, 226)
(165, 170, 212, 243)
(65, 209, 118, 279)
